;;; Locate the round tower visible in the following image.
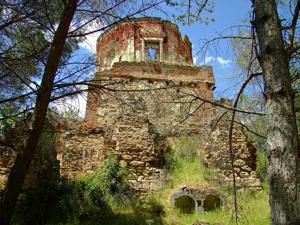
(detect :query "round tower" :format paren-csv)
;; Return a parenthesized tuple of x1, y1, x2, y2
(96, 17, 193, 71)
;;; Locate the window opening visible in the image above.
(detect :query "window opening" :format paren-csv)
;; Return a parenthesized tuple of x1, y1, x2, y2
(144, 40, 160, 61)
(197, 200, 202, 206)
(147, 47, 157, 61)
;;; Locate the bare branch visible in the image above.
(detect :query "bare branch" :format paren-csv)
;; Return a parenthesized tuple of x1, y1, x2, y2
(67, 0, 166, 38)
(287, 0, 300, 55)
(179, 89, 265, 115)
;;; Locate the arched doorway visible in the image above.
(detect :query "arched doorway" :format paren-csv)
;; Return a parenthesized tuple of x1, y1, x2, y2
(203, 195, 221, 211)
(174, 195, 195, 214)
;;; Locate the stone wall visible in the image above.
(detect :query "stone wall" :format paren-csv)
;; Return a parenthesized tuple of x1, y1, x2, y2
(0, 120, 59, 191)
(204, 112, 262, 191)
(85, 62, 214, 130)
(61, 76, 213, 192)
(60, 76, 262, 192)
(60, 126, 168, 193)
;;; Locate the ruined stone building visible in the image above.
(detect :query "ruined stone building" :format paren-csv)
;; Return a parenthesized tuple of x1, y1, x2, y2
(0, 18, 261, 199)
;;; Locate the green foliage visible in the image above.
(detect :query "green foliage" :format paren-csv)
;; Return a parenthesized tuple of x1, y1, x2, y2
(0, 103, 20, 134)
(83, 155, 131, 207)
(13, 178, 76, 225)
(165, 136, 199, 171)
(256, 149, 268, 183)
(0, 0, 81, 131)
(13, 155, 132, 225)
(166, 0, 214, 25)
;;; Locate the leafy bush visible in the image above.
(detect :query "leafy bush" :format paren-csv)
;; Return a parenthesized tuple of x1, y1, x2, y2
(83, 154, 131, 207)
(13, 155, 131, 225)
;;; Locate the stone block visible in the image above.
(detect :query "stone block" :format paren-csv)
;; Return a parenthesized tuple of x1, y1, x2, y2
(130, 161, 145, 168)
(150, 180, 163, 191)
(241, 165, 252, 172)
(121, 154, 133, 161)
(119, 160, 127, 167)
(239, 171, 250, 178)
(233, 159, 246, 167)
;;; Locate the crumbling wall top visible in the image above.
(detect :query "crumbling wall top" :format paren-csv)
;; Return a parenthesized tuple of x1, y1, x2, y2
(95, 61, 215, 84)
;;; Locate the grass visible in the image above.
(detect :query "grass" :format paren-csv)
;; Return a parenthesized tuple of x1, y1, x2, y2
(154, 190, 269, 225)
(150, 136, 270, 225)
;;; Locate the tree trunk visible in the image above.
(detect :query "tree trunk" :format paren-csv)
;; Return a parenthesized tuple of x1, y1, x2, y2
(253, 0, 300, 224)
(0, 1, 77, 225)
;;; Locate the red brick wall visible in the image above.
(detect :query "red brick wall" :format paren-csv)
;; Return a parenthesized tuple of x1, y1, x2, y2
(96, 18, 193, 70)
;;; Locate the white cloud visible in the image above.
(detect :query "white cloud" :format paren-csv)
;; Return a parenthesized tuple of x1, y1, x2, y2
(193, 56, 198, 64)
(204, 56, 214, 64)
(79, 31, 100, 54)
(54, 92, 87, 118)
(76, 20, 104, 54)
(201, 56, 232, 67)
(216, 57, 232, 66)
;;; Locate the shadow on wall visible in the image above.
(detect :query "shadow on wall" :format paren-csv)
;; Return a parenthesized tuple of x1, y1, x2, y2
(0, 118, 59, 192)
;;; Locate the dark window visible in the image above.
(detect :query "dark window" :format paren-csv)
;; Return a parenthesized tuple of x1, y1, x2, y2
(197, 200, 202, 206)
(203, 195, 221, 211)
(174, 195, 195, 214)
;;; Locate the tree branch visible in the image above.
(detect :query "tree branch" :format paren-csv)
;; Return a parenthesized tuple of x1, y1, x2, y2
(287, 0, 300, 56)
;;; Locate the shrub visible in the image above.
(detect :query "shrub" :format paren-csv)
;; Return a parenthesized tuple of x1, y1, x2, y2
(84, 154, 131, 207)
(13, 155, 131, 225)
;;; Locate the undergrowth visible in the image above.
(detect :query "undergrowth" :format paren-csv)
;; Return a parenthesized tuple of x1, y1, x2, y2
(12, 136, 270, 225)
(154, 136, 270, 225)
(12, 155, 159, 225)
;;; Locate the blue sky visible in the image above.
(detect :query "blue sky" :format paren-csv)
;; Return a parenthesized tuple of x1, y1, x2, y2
(173, 0, 252, 98)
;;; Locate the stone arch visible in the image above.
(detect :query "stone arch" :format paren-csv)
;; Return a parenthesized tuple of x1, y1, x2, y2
(174, 195, 196, 214)
(203, 194, 221, 211)
(170, 185, 226, 214)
